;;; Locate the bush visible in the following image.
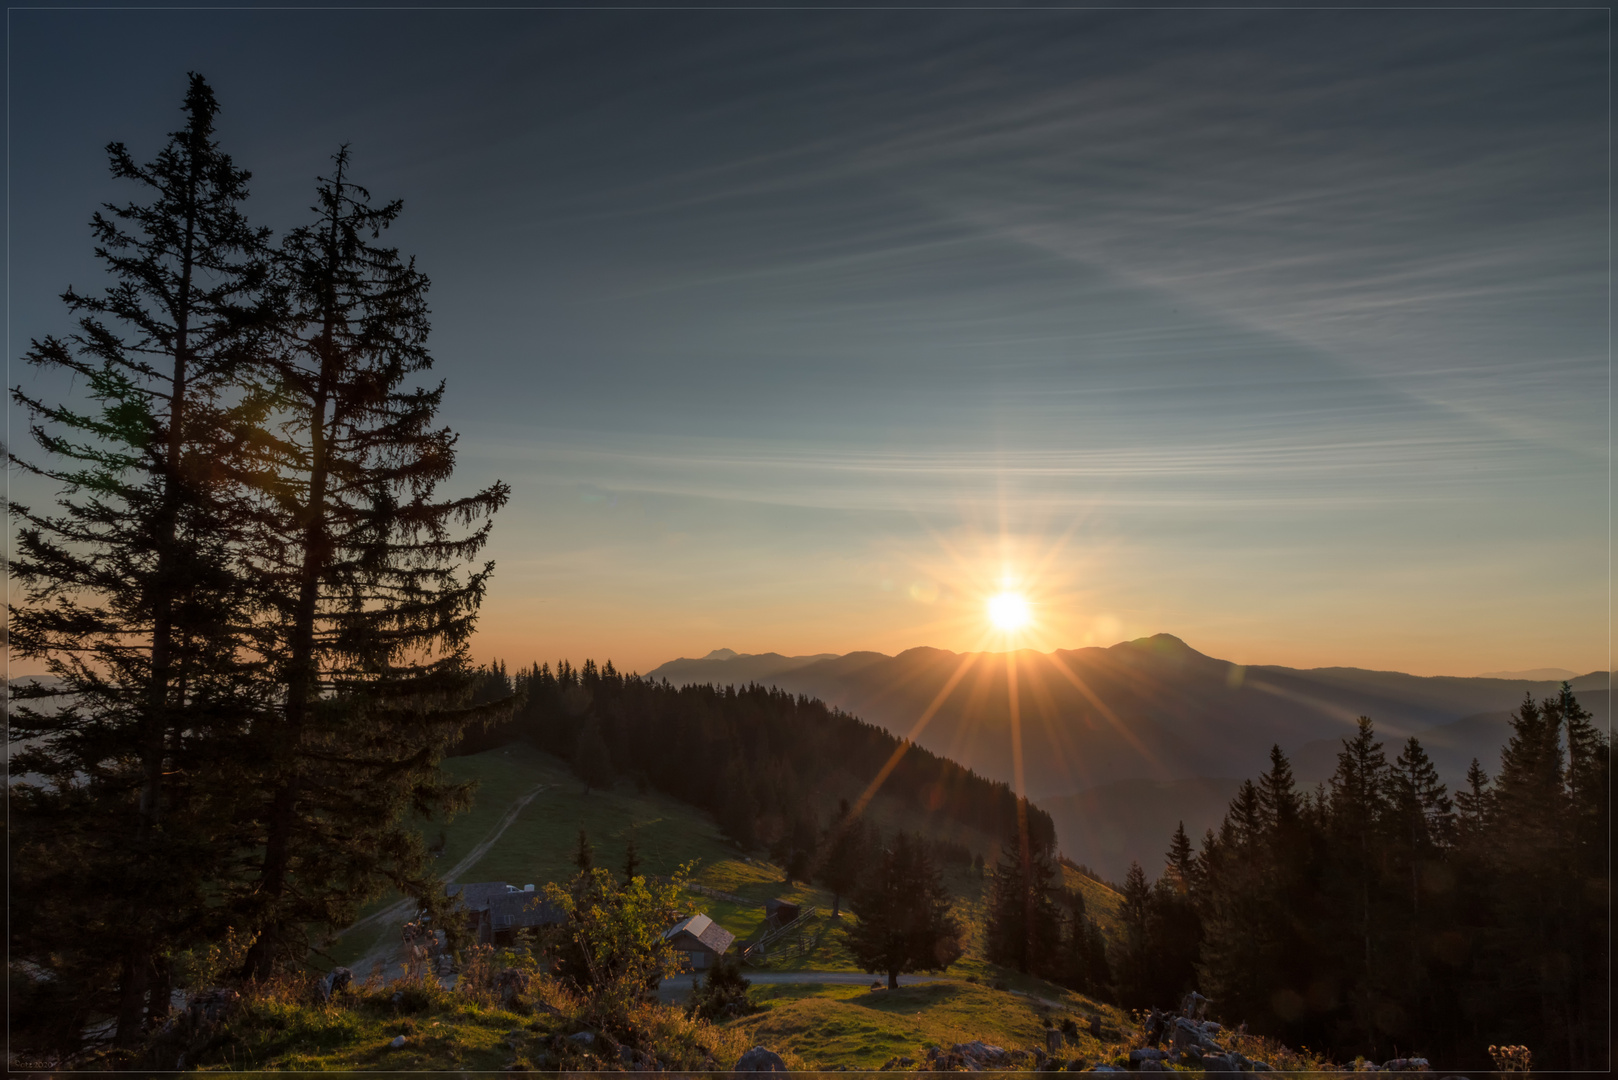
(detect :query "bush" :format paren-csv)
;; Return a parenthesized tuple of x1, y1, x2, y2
(686, 954, 756, 1021)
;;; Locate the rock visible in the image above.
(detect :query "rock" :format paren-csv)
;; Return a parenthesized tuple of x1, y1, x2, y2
(1090, 1067, 1124, 1073)
(1065, 1060, 1088, 1072)
(567, 1031, 596, 1047)
(1251, 1062, 1274, 1072)
(389, 1035, 407, 1049)
(950, 1041, 1013, 1067)
(619, 1046, 637, 1066)
(1130, 1048, 1168, 1064)
(1140, 1062, 1170, 1073)
(1089, 1015, 1104, 1038)
(735, 1045, 789, 1072)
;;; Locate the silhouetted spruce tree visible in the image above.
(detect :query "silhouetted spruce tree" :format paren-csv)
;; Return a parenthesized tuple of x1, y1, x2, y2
(1143, 823, 1204, 1005)
(1054, 886, 1112, 997)
(1113, 861, 1155, 1007)
(1384, 736, 1453, 1031)
(9, 73, 271, 1043)
(817, 798, 869, 917)
(237, 147, 509, 977)
(1551, 685, 1610, 1068)
(574, 828, 595, 872)
(1319, 717, 1396, 1049)
(984, 810, 1062, 975)
(845, 831, 963, 989)
(1486, 689, 1611, 1068)
(1197, 780, 1272, 1026)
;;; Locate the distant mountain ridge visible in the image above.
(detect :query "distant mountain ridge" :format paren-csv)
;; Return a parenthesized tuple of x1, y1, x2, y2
(649, 649, 839, 687)
(1474, 666, 1579, 681)
(649, 637, 1607, 879)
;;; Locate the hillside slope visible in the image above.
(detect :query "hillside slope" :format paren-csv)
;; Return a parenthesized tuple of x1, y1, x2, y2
(649, 637, 1607, 879)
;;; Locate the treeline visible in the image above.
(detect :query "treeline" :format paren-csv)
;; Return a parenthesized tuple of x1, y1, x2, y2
(457, 659, 1056, 862)
(1108, 688, 1608, 1070)
(9, 76, 507, 1054)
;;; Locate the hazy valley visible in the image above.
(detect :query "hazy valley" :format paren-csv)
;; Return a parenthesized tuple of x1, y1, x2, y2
(650, 636, 1608, 879)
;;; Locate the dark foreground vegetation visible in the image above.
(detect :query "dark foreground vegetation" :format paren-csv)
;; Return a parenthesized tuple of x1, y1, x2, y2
(10, 74, 511, 1056)
(1098, 691, 1608, 1071)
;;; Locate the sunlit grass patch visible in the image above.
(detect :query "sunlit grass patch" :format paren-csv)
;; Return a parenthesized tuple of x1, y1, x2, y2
(725, 978, 1122, 1070)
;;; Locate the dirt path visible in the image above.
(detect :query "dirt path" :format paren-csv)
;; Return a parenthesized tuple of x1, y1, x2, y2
(340, 783, 549, 980)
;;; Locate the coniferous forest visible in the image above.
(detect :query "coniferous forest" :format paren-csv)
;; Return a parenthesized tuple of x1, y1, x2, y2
(10, 75, 511, 1049)
(1090, 690, 1609, 1071)
(455, 659, 1056, 863)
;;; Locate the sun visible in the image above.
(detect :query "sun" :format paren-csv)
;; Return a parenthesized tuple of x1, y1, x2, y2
(987, 591, 1031, 632)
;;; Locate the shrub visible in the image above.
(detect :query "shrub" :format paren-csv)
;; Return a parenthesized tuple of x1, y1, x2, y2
(686, 953, 756, 1021)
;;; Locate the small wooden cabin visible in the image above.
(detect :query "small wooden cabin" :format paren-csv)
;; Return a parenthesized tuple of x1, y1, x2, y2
(447, 881, 563, 945)
(764, 899, 800, 928)
(663, 913, 736, 971)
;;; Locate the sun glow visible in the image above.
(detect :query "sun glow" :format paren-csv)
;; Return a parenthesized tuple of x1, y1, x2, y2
(987, 591, 1031, 631)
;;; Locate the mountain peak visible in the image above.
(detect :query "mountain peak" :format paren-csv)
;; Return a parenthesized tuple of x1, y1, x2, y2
(1117, 632, 1196, 653)
(702, 648, 740, 661)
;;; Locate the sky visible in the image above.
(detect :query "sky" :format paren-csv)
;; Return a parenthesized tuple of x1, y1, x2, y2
(7, 6, 1609, 678)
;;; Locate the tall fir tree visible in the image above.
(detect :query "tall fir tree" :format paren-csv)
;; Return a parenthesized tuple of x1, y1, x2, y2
(844, 832, 963, 988)
(983, 810, 1062, 975)
(1321, 716, 1394, 1047)
(1113, 861, 1155, 1006)
(9, 74, 271, 1042)
(237, 147, 509, 977)
(816, 798, 869, 917)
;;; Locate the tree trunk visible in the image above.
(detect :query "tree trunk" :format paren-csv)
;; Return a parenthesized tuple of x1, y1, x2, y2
(887, 970, 899, 989)
(114, 951, 150, 1046)
(147, 955, 173, 1029)
(245, 164, 346, 980)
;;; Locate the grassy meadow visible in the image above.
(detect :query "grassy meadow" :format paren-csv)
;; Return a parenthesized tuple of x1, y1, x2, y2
(304, 742, 1134, 1071)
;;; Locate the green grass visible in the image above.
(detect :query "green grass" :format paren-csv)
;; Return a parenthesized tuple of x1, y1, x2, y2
(725, 979, 1128, 1069)
(1064, 862, 1126, 938)
(149, 743, 1185, 1072)
(325, 741, 1130, 1030)
(146, 975, 760, 1073)
(188, 996, 519, 1071)
(326, 744, 755, 966)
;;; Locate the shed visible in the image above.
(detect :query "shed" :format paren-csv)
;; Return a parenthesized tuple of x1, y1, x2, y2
(663, 913, 736, 971)
(764, 899, 800, 927)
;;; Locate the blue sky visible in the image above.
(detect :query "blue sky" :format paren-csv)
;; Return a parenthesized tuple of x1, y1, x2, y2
(8, 7, 1608, 676)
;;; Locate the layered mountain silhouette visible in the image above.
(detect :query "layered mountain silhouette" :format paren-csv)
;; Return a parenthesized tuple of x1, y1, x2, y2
(649, 636, 1607, 880)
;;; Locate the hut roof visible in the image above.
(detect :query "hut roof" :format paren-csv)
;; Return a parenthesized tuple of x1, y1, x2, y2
(446, 881, 513, 911)
(664, 912, 736, 955)
(485, 892, 564, 929)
